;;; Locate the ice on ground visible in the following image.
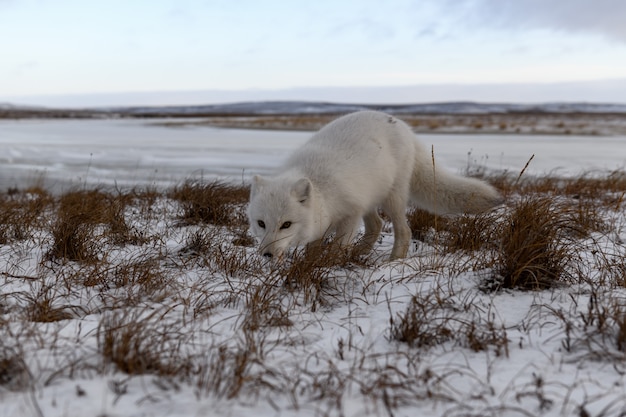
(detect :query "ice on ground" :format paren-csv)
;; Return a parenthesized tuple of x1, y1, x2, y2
(1, 119, 625, 192)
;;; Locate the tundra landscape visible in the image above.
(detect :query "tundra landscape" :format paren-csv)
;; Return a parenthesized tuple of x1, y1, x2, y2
(1, 106, 626, 417)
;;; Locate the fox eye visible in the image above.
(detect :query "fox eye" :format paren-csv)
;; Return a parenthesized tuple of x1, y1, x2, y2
(280, 221, 292, 230)
(257, 220, 265, 229)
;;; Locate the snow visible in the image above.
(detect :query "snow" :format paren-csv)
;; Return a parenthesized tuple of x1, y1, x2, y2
(1, 118, 626, 417)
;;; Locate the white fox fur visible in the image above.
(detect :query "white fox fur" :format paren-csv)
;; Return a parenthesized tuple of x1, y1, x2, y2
(247, 111, 503, 260)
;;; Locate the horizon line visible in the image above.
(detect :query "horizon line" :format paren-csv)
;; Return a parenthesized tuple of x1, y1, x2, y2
(4, 78, 626, 108)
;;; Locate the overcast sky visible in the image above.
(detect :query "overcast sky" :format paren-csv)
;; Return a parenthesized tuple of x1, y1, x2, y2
(2, 0, 626, 106)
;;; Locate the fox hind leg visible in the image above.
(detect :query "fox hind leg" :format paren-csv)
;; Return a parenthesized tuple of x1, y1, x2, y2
(382, 194, 411, 261)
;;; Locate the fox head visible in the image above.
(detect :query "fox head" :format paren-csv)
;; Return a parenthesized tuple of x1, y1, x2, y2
(247, 175, 316, 260)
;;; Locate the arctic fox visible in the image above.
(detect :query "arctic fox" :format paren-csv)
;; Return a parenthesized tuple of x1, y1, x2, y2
(247, 111, 503, 261)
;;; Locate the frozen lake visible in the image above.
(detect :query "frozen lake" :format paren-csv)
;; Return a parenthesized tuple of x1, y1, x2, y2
(1, 118, 625, 191)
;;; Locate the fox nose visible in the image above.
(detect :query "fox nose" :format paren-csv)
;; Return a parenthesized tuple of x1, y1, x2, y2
(263, 252, 273, 258)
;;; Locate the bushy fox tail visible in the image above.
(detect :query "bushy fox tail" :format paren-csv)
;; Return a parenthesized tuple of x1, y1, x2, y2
(409, 145, 504, 215)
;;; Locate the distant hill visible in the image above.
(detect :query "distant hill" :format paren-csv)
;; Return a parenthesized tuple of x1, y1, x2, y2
(111, 101, 626, 116)
(3, 100, 626, 119)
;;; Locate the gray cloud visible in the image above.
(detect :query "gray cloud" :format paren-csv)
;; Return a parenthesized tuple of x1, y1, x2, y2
(456, 0, 626, 42)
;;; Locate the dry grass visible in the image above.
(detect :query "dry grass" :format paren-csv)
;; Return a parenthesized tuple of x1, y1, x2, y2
(278, 244, 349, 307)
(404, 174, 620, 291)
(491, 170, 626, 210)
(406, 208, 448, 242)
(0, 186, 53, 244)
(24, 284, 75, 322)
(492, 197, 579, 290)
(389, 290, 509, 356)
(170, 179, 249, 227)
(547, 291, 626, 360)
(98, 308, 191, 376)
(47, 189, 146, 262)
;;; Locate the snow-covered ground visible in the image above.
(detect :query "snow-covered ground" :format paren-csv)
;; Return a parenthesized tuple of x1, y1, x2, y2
(1, 118, 626, 417)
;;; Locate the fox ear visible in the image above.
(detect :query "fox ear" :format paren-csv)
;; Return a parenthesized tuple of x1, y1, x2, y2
(250, 175, 265, 198)
(291, 178, 311, 204)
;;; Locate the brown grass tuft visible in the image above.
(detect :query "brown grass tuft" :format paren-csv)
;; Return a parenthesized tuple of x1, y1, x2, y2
(277, 243, 357, 310)
(24, 284, 75, 322)
(179, 229, 259, 277)
(445, 211, 501, 252)
(491, 197, 579, 290)
(195, 343, 259, 399)
(48, 191, 101, 262)
(390, 293, 509, 356)
(242, 276, 293, 331)
(98, 309, 190, 376)
(389, 295, 454, 348)
(170, 180, 249, 227)
(0, 187, 53, 243)
(112, 258, 171, 300)
(47, 189, 144, 262)
(407, 208, 448, 242)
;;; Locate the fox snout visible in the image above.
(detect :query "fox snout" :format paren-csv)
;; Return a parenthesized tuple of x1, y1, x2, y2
(258, 239, 287, 261)
(262, 250, 280, 260)
(260, 244, 277, 259)
(259, 246, 285, 262)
